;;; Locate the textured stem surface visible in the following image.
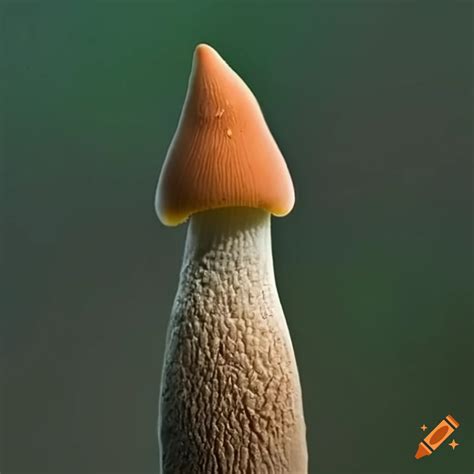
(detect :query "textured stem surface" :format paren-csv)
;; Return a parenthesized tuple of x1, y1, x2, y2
(158, 207, 307, 473)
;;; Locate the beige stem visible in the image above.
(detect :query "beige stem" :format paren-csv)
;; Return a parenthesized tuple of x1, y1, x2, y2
(158, 207, 307, 473)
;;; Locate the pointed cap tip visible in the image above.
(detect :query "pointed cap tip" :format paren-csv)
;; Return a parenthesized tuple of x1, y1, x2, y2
(194, 43, 216, 59)
(191, 43, 231, 82)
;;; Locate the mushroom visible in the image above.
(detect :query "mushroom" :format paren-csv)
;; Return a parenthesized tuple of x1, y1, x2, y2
(155, 44, 308, 473)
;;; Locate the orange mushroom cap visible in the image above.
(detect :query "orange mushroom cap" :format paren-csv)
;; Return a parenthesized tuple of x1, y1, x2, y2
(155, 44, 295, 226)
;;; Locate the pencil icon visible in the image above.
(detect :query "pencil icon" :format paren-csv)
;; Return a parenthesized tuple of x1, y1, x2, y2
(415, 414, 460, 459)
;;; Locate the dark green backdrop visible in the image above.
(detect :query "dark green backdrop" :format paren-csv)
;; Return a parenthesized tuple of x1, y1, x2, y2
(1, 2, 472, 473)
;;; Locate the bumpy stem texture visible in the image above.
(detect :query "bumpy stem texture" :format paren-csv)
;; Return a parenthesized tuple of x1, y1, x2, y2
(158, 208, 307, 473)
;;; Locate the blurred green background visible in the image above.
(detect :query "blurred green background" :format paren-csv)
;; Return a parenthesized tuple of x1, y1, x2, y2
(1, 1, 472, 473)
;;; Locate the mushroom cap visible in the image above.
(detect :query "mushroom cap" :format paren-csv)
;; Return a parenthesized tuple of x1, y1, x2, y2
(155, 44, 295, 226)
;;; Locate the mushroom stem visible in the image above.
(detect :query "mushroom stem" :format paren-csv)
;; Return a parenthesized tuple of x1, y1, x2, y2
(159, 207, 307, 473)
